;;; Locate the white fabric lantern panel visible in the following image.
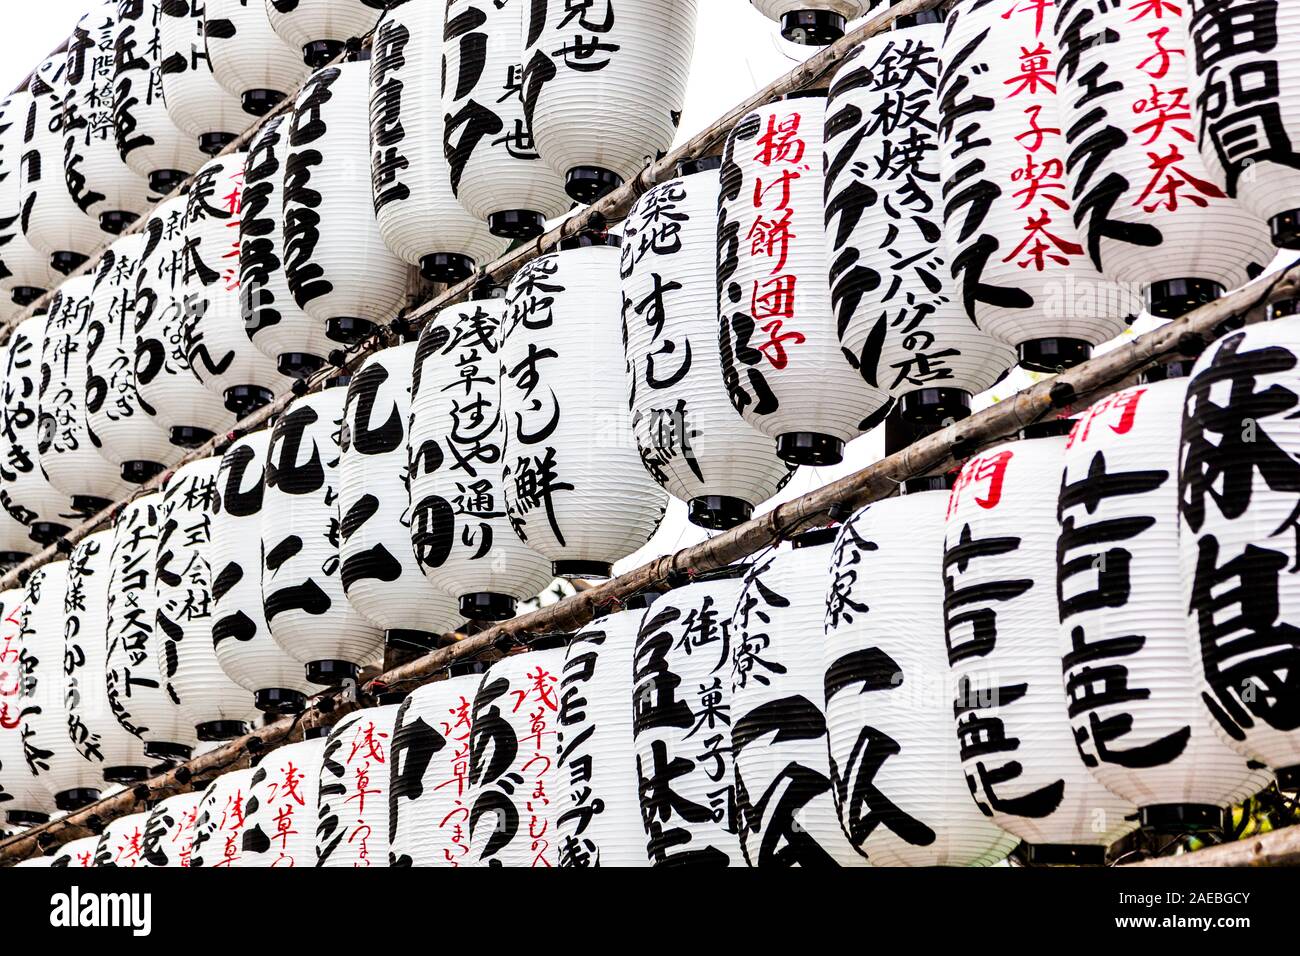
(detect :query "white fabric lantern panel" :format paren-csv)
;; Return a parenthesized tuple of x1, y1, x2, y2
(622, 166, 792, 529)
(466, 645, 566, 867)
(188, 766, 255, 867)
(50, 834, 102, 867)
(266, 0, 387, 67)
(1053, 0, 1273, 318)
(341, 344, 463, 644)
(502, 245, 669, 578)
(443, 0, 571, 239)
(93, 809, 154, 866)
(370, 4, 506, 283)
(632, 574, 744, 866)
(140, 789, 206, 866)
(158, 0, 249, 154)
(157, 456, 260, 740)
(946, 436, 1137, 864)
(387, 665, 485, 867)
(0, 587, 54, 826)
(825, 496, 1018, 866)
(237, 734, 326, 867)
(408, 300, 553, 620)
(114, 0, 208, 193)
(106, 493, 199, 763)
(212, 430, 316, 715)
(315, 703, 399, 867)
(522, 0, 696, 203)
(263, 388, 384, 686)
(749, 1, 872, 44)
(284, 61, 412, 345)
(1179, 318, 1300, 791)
(0, 504, 32, 570)
(206, 0, 312, 115)
(719, 95, 891, 465)
(0, 93, 58, 300)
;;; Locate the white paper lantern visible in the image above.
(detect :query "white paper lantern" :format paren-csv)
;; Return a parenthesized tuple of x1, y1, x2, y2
(140, 789, 206, 866)
(632, 574, 744, 866)
(501, 244, 669, 578)
(521, 0, 697, 203)
(719, 94, 891, 464)
(115, 0, 209, 194)
(15, 852, 54, 867)
(238, 734, 326, 866)
(0, 93, 58, 302)
(0, 586, 55, 826)
(369, 3, 507, 283)
(0, 504, 33, 570)
(206, 0, 313, 115)
(135, 195, 238, 445)
(408, 300, 553, 619)
(946, 435, 1137, 863)
(243, 115, 335, 377)
(93, 809, 154, 866)
(212, 429, 317, 714)
(387, 664, 485, 867)
(443, 0, 571, 238)
(341, 344, 463, 645)
(106, 493, 199, 762)
(750, 1, 873, 44)
(159, 0, 249, 154)
(825, 497, 1018, 866)
(1053, 0, 1274, 317)
(188, 765, 255, 866)
(315, 702, 399, 866)
(263, 388, 383, 686)
(557, 601, 655, 867)
(622, 166, 793, 529)
(266, 0, 387, 67)
(157, 455, 259, 739)
(50, 834, 102, 867)
(466, 644, 566, 867)
(284, 60, 412, 345)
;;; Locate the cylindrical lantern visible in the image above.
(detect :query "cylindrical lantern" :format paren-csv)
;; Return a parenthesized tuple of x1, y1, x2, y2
(946, 435, 1137, 864)
(466, 644, 566, 867)
(408, 300, 553, 620)
(93, 809, 154, 866)
(212, 429, 316, 715)
(1180, 318, 1300, 790)
(50, 834, 103, 867)
(719, 94, 891, 465)
(443, 0, 571, 238)
(0, 93, 58, 302)
(237, 734, 326, 866)
(263, 388, 383, 686)
(341, 344, 462, 645)
(632, 573, 744, 866)
(501, 245, 669, 578)
(157, 456, 259, 740)
(106, 493, 199, 761)
(158, 0, 249, 155)
(15, 853, 54, 867)
(206, 0, 312, 115)
(622, 165, 793, 529)
(369, 3, 507, 283)
(1053, 0, 1274, 317)
(825, 496, 1018, 866)
(114, 0, 209, 194)
(135, 195, 237, 446)
(140, 789, 206, 866)
(284, 60, 412, 346)
(188, 766, 255, 867)
(0, 587, 54, 826)
(315, 702, 399, 866)
(387, 663, 485, 867)
(750, 1, 872, 45)
(521, 0, 697, 203)
(266, 0, 387, 67)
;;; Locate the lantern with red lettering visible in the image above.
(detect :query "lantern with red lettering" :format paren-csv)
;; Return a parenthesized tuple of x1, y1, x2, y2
(749, 0, 872, 44)
(158, 0, 248, 155)
(1053, 0, 1273, 317)
(266, 0, 387, 67)
(408, 299, 554, 620)
(140, 789, 206, 866)
(237, 733, 327, 867)
(50, 834, 102, 867)
(0, 587, 55, 827)
(719, 94, 892, 465)
(315, 703, 399, 867)
(206, 0, 312, 115)
(188, 766, 256, 867)
(0, 93, 57, 305)
(93, 810, 153, 867)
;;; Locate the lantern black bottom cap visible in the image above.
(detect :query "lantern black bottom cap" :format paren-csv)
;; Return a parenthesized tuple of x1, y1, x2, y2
(28, 521, 70, 545)
(1139, 803, 1227, 834)
(306, 659, 359, 687)
(6, 810, 49, 826)
(54, 788, 101, 812)
(900, 387, 971, 429)
(199, 132, 238, 156)
(554, 560, 613, 580)
(143, 741, 193, 762)
(11, 286, 44, 306)
(1022, 843, 1107, 866)
(255, 687, 308, 715)
(1270, 210, 1300, 249)
(224, 385, 274, 417)
(688, 495, 753, 530)
(170, 425, 215, 449)
(1018, 338, 1091, 373)
(196, 720, 249, 742)
(242, 89, 285, 117)
(1277, 764, 1300, 791)
(72, 495, 113, 517)
(460, 592, 517, 621)
(420, 252, 475, 283)
(303, 40, 347, 69)
(327, 316, 375, 344)
(98, 210, 138, 235)
(50, 251, 89, 275)
(1147, 277, 1225, 319)
(122, 459, 165, 484)
(777, 432, 844, 467)
(781, 10, 846, 45)
(0, 550, 29, 568)
(148, 169, 188, 194)
(385, 629, 448, 653)
(565, 167, 623, 204)
(1269, 298, 1300, 321)
(489, 210, 548, 240)
(277, 352, 326, 378)
(103, 765, 151, 785)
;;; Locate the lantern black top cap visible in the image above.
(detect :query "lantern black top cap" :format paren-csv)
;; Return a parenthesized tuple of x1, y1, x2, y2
(780, 89, 828, 102)
(894, 8, 946, 29)
(678, 155, 722, 177)
(791, 527, 838, 549)
(557, 232, 622, 251)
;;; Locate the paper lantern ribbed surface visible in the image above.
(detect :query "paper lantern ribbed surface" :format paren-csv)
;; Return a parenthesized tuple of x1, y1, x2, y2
(749, 1, 871, 44)
(408, 301, 553, 618)
(238, 735, 326, 866)
(0, 587, 53, 824)
(622, 167, 792, 529)
(443, 0, 571, 237)
(140, 789, 206, 866)
(1053, 0, 1273, 316)
(50, 834, 102, 867)
(158, 0, 248, 152)
(521, 0, 697, 202)
(945, 436, 1137, 863)
(284, 61, 411, 343)
(266, 0, 387, 66)
(189, 766, 255, 866)
(93, 809, 154, 866)
(719, 95, 890, 464)
(825, 495, 1017, 866)
(501, 246, 668, 578)
(466, 647, 565, 866)
(633, 575, 743, 866)
(263, 388, 383, 683)
(206, 0, 312, 115)
(106, 493, 198, 761)
(1179, 318, 1300, 790)
(315, 703, 398, 866)
(341, 344, 463, 642)
(0, 93, 57, 298)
